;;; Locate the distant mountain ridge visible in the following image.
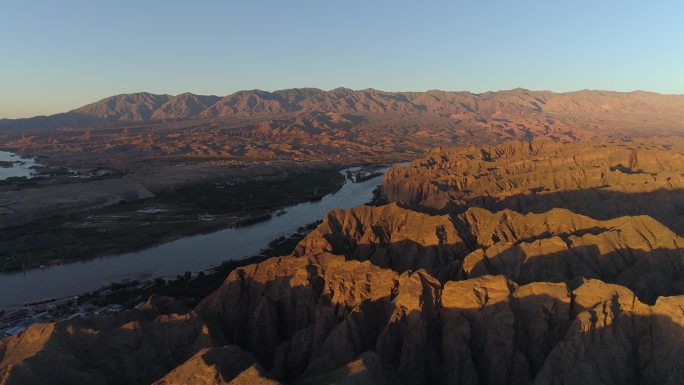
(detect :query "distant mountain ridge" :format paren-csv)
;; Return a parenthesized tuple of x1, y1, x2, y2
(3, 87, 684, 129)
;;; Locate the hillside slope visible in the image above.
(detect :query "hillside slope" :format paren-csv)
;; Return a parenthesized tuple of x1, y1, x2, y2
(3, 88, 684, 128)
(2, 140, 684, 385)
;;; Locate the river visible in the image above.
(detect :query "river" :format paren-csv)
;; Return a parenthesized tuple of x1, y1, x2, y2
(0, 151, 41, 181)
(0, 166, 389, 307)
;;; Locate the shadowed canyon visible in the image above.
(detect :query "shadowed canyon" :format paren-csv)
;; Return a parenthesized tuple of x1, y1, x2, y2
(2, 140, 684, 384)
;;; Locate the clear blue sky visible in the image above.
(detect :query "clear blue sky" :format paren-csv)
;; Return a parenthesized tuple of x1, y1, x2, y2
(1, 0, 683, 118)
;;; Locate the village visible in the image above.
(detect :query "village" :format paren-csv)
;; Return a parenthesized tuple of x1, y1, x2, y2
(0, 221, 319, 338)
(0, 295, 130, 337)
(0, 267, 212, 338)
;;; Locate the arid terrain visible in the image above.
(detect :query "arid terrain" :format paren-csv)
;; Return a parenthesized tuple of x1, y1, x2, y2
(2, 88, 684, 234)
(3, 88, 684, 167)
(3, 0, 682, 382)
(2, 140, 684, 384)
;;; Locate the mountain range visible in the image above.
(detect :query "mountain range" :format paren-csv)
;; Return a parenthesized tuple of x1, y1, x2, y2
(3, 88, 684, 130)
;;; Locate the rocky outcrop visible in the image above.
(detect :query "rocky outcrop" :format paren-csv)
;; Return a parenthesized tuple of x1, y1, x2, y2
(294, 203, 469, 281)
(153, 346, 280, 385)
(3, 254, 682, 385)
(296, 351, 400, 385)
(293, 201, 684, 303)
(195, 254, 684, 385)
(534, 281, 684, 385)
(459, 207, 684, 303)
(383, 141, 684, 234)
(0, 298, 210, 385)
(196, 253, 414, 382)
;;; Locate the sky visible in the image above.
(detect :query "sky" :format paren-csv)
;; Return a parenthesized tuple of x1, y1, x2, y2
(1, 0, 683, 118)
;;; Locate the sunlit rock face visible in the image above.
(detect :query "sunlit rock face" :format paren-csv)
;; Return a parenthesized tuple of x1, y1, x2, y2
(383, 141, 684, 232)
(3, 140, 684, 385)
(295, 202, 684, 303)
(196, 256, 684, 385)
(0, 296, 211, 385)
(293, 203, 470, 281)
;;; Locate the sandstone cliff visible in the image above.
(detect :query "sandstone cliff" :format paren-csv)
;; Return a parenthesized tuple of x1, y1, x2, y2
(0, 296, 210, 385)
(294, 202, 684, 303)
(195, 254, 684, 385)
(153, 346, 280, 385)
(293, 203, 469, 281)
(383, 141, 684, 233)
(3, 140, 684, 384)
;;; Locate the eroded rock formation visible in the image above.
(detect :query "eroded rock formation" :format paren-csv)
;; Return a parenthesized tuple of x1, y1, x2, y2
(294, 203, 469, 281)
(0, 296, 210, 385)
(3, 140, 684, 384)
(383, 141, 684, 233)
(195, 254, 684, 385)
(153, 346, 280, 385)
(294, 202, 684, 303)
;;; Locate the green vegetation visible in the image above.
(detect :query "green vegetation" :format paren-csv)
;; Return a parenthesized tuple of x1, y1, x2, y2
(76, 223, 321, 309)
(0, 169, 345, 272)
(367, 185, 386, 206)
(76, 256, 268, 309)
(97, 168, 345, 216)
(0, 170, 122, 192)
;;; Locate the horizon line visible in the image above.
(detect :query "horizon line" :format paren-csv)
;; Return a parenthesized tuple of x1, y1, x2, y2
(3, 86, 684, 120)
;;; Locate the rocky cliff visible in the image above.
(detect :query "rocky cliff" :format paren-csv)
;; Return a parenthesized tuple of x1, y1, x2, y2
(383, 141, 684, 232)
(295, 202, 684, 304)
(2, 140, 684, 384)
(195, 254, 684, 385)
(0, 296, 210, 385)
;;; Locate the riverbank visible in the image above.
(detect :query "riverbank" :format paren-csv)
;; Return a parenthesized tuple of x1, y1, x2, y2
(0, 151, 42, 181)
(0, 168, 346, 272)
(0, 164, 390, 308)
(0, 221, 321, 337)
